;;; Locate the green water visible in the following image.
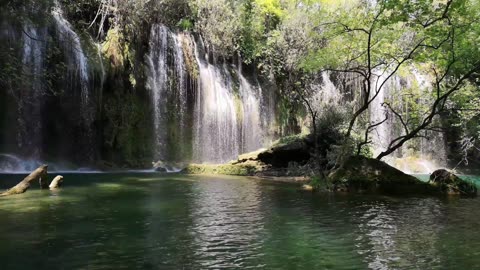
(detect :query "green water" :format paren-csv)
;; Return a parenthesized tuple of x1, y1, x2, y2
(0, 173, 480, 269)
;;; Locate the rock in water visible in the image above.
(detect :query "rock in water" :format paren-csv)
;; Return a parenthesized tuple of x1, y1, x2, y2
(430, 169, 477, 195)
(152, 160, 167, 172)
(328, 156, 436, 194)
(49, 175, 64, 189)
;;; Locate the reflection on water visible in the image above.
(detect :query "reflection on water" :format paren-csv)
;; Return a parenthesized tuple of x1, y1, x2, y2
(0, 173, 480, 269)
(189, 178, 265, 268)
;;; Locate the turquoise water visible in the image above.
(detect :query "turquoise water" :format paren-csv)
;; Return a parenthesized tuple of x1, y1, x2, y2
(0, 173, 480, 269)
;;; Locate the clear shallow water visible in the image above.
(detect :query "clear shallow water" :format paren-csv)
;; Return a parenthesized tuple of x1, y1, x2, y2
(0, 173, 480, 269)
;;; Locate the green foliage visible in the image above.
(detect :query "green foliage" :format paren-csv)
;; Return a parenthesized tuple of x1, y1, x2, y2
(274, 133, 307, 147)
(177, 18, 194, 31)
(309, 175, 323, 189)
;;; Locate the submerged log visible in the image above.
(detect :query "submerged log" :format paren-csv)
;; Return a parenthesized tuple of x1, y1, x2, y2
(49, 175, 64, 189)
(0, 165, 48, 197)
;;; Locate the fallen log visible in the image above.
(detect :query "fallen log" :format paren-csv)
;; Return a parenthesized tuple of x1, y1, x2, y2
(0, 165, 48, 197)
(49, 175, 64, 189)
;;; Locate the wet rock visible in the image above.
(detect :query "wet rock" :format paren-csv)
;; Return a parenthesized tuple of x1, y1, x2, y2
(152, 160, 167, 172)
(154, 167, 167, 172)
(430, 169, 477, 195)
(182, 163, 260, 176)
(257, 138, 310, 168)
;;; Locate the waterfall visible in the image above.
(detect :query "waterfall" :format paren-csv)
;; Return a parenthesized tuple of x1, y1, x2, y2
(52, 2, 96, 163)
(146, 24, 273, 164)
(18, 24, 47, 158)
(147, 25, 169, 160)
(0, 3, 97, 172)
(238, 70, 263, 153)
(52, 3, 92, 122)
(192, 38, 240, 163)
(369, 69, 447, 173)
(192, 38, 272, 163)
(146, 24, 191, 162)
(370, 73, 401, 157)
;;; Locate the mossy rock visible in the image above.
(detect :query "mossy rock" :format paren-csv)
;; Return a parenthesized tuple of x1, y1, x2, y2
(430, 169, 477, 196)
(182, 163, 260, 176)
(257, 135, 311, 167)
(329, 156, 438, 195)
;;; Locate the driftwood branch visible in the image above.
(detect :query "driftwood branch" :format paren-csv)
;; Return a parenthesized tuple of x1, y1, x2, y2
(1, 165, 48, 196)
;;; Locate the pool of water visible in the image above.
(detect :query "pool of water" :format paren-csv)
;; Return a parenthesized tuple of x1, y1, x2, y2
(0, 173, 480, 269)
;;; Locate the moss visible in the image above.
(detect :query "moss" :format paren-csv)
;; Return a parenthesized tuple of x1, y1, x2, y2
(177, 18, 194, 31)
(180, 34, 199, 79)
(233, 93, 244, 122)
(430, 169, 477, 195)
(102, 27, 125, 70)
(102, 90, 153, 168)
(273, 133, 308, 147)
(329, 156, 439, 195)
(183, 163, 259, 176)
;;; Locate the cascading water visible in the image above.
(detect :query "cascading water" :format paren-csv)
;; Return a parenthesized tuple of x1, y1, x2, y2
(147, 25, 170, 160)
(51, 2, 96, 163)
(370, 73, 400, 157)
(51, 3, 92, 119)
(369, 69, 447, 173)
(192, 38, 273, 163)
(238, 69, 264, 153)
(0, 3, 96, 172)
(18, 24, 47, 158)
(146, 24, 192, 162)
(146, 24, 274, 164)
(192, 39, 240, 163)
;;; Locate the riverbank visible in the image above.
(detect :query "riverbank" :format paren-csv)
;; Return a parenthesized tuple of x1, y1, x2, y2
(181, 138, 478, 196)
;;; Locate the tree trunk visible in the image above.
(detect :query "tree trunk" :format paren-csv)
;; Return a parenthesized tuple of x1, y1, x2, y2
(0, 165, 48, 196)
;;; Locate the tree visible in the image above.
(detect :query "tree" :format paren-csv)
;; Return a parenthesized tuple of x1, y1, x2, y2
(302, 0, 480, 161)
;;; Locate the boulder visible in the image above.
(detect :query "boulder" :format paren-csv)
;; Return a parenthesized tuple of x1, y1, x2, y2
(429, 169, 477, 195)
(328, 156, 437, 194)
(152, 160, 167, 172)
(154, 166, 167, 172)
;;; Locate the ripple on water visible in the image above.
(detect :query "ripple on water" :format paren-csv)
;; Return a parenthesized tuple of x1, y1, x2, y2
(0, 174, 480, 269)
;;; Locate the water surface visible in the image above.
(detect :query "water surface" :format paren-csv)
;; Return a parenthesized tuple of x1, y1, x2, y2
(0, 173, 479, 269)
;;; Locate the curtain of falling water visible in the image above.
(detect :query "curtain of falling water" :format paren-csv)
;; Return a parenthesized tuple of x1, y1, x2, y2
(147, 24, 274, 164)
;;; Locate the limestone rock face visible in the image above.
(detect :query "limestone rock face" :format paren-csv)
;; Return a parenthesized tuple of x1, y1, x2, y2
(430, 169, 477, 195)
(257, 140, 311, 168)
